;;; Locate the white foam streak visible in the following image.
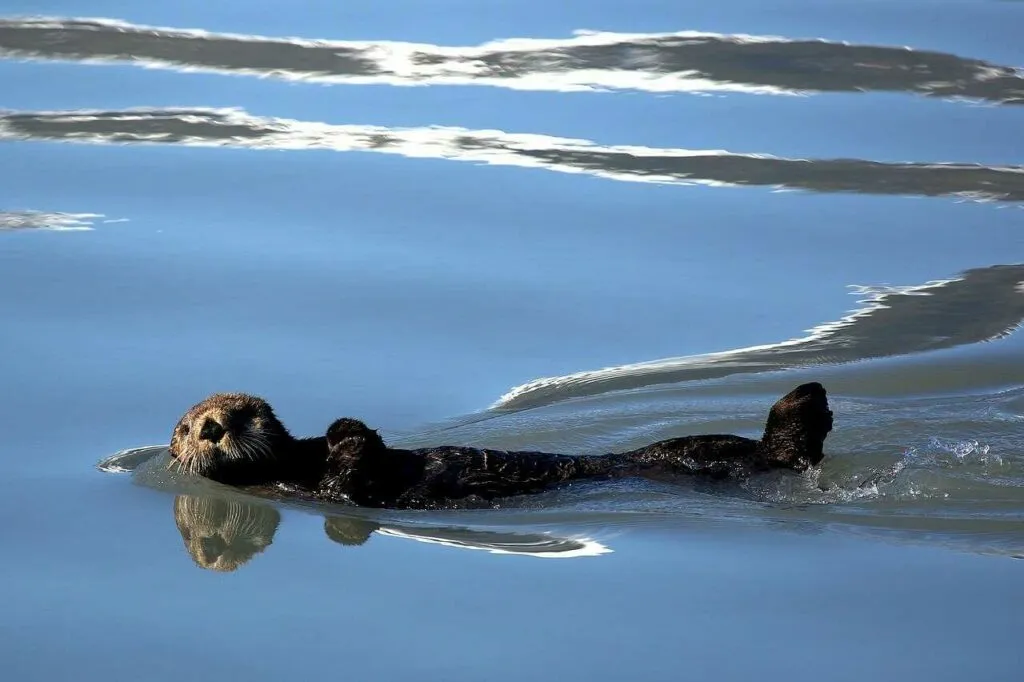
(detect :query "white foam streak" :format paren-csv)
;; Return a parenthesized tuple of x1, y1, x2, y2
(375, 527, 612, 558)
(0, 209, 102, 231)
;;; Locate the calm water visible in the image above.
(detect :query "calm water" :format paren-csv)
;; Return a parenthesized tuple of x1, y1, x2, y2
(2, 1, 1023, 680)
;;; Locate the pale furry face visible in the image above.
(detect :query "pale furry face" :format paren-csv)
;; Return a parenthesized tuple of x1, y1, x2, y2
(168, 393, 285, 477)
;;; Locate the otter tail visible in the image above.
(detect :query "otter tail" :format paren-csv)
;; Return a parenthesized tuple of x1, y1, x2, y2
(759, 382, 833, 471)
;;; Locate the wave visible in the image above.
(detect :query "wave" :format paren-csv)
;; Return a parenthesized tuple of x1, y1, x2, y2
(1, 17, 1023, 103)
(3, 106, 1023, 202)
(494, 264, 1024, 409)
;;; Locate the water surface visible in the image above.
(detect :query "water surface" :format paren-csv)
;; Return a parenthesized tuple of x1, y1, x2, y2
(1, 1, 1022, 680)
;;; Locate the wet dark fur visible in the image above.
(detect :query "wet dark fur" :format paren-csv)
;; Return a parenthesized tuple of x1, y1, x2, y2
(169, 383, 833, 510)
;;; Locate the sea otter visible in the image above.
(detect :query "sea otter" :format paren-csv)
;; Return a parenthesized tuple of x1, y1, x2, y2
(168, 382, 833, 509)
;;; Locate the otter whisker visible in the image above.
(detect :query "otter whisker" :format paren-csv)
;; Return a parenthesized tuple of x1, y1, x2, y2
(231, 437, 248, 462)
(251, 443, 266, 462)
(245, 434, 267, 461)
(241, 438, 260, 462)
(219, 438, 236, 461)
(244, 432, 268, 458)
(248, 434, 266, 456)
(244, 432, 271, 461)
(189, 454, 209, 478)
(227, 438, 248, 462)
(170, 455, 191, 474)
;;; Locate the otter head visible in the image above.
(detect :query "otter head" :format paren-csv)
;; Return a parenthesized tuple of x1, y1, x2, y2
(760, 382, 834, 471)
(169, 393, 290, 479)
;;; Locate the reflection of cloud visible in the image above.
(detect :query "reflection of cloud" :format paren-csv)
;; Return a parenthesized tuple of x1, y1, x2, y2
(0, 210, 100, 231)
(1, 17, 1023, 103)
(3, 107, 1023, 202)
(495, 264, 1024, 409)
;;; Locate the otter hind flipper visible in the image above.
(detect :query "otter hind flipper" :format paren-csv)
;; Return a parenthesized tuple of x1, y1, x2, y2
(759, 382, 834, 471)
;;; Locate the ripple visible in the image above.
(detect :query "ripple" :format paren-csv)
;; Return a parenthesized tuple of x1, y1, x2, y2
(3, 107, 1023, 202)
(1, 17, 1023, 103)
(495, 264, 1024, 409)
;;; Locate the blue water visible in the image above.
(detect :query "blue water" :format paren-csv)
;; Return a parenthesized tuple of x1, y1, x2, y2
(1, 2, 1023, 680)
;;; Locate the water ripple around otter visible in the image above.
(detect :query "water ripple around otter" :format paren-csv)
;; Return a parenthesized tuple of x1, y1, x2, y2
(100, 380, 1024, 563)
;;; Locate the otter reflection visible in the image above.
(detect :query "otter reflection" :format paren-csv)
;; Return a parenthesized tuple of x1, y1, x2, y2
(172, 493, 610, 571)
(173, 495, 280, 572)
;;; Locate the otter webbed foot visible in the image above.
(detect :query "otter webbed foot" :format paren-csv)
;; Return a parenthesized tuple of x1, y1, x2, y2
(760, 382, 834, 471)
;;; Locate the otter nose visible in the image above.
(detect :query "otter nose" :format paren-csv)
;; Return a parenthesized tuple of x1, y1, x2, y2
(198, 417, 226, 443)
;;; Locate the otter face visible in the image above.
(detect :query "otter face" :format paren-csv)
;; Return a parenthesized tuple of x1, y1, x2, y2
(169, 393, 288, 478)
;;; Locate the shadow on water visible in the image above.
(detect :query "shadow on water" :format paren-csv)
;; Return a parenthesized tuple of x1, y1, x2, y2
(1, 18, 1023, 103)
(495, 264, 1024, 409)
(3, 107, 1024, 202)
